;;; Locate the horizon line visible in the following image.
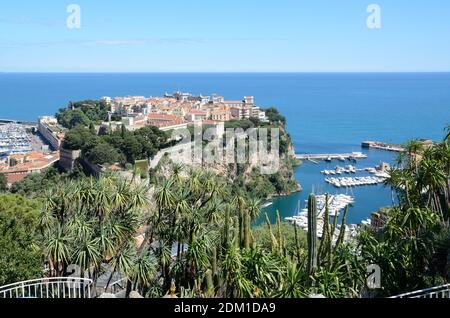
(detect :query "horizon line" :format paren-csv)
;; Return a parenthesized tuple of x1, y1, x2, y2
(2, 71, 450, 74)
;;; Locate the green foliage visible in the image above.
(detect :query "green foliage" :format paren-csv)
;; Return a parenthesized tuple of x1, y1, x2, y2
(264, 107, 286, 126)
(0, 194, 43, 285)
(135, 160, 149, 178)
(253, 222, 307, 256)
(225, 119, 257, 131)
(57, 100, 109, 129)
(0, 174, 6, 191)
(62, 126, 100, 151)
(39, 176, 150, 292)
(307, 194, 318, 276)
(9, 165, 85, 198)
(360, 127, 450, 296)
(87, 142, 122, 165)
(63, 123, 168, 165)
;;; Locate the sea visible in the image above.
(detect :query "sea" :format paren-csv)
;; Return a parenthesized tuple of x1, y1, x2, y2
(1, 73, 449, 224)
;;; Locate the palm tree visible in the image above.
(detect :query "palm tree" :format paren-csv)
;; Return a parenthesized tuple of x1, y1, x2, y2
(385, 168, 416, 207)
(418, 155, 446, 220)
(43, 224, 71, 277)
(247, 197, 261, 221)
(274, 261, 308, 298)
(432, 142, 450, 220)
(404, 139, 425, 172)
(131, 250, 157, 294)
(39, 176, 148, 292)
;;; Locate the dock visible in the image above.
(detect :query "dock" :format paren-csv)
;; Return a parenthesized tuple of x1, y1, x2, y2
(295, 152, 367, 161)
(362, 141, 405, 152)
(0, 118, 37, 127)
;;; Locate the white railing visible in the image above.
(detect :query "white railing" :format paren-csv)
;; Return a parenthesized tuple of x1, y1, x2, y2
(390, 284, 450, 298)
(0, 277, 93, 299)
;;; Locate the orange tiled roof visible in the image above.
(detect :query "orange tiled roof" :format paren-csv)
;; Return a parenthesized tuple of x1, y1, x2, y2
(1, 152, 60, 186)
(147, 113, 183, 121)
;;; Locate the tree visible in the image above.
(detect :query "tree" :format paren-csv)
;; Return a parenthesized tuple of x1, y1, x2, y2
(0, 194, 43, 286)
(121, 135, 144, 163)
(56, 100, 110, 129)
(134, 126, 168, 159)
(70, 109, 91, 128)
(265, 108, 286, 126)
(10, 166, 64, 198)
(62, 126, 99, 151)
(87, 142, 122, 165)
(40, 176, 149, 293)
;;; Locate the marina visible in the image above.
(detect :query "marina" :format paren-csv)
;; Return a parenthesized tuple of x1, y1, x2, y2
(321, 165, 357, 175)
(285, 194, 358, 240)
(0, 118, 37, 126)
(321, 162, 391, 187)
(260, 147, 396, 228)
(325, 175, 388, 188)
(0, 123, 32, 156)
(295, 152, 367, 161)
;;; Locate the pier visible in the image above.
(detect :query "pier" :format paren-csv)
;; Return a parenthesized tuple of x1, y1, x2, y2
(295, 152, 367, 161)
(362, 141, 405, 152)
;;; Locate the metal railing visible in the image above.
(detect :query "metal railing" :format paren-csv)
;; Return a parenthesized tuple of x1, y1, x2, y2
(390, 284, 450, 298)
(0, 277, 93, 299)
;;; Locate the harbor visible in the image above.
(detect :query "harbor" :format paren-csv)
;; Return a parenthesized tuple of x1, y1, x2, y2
(0, 118, 37, 127)
(285, 194, 359, 240)
(362, 141, 405, 152)
(0, 122, 50, 158)
(325, 175, 388, 188)
(0, 123, 32, 156)
(259, 146, 396, 227)
(295, 152, 368, 162)
(321, 163, 390, 188)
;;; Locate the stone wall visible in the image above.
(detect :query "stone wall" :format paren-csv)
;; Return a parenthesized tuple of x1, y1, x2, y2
(59, 148, 81, 171)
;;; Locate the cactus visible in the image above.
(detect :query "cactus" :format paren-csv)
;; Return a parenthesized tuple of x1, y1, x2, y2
(205, 269, 214, 297)
(223, 207, 231, 250)
(307, 194, 318, 275)
(317, 194, 350, 269)
(239, 209, 244, 248)
(265, 212, 278, 253)
(243, 211, 251, 249)
(331, 204, 339, 235)
(318, 194, 330, 262)
(335, 206, 348, 250)
(250, 231, 256, 249)
(233, 216, 240, 247)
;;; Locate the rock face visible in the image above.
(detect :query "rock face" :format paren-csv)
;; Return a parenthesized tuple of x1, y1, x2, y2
(149, 123, 301, 199)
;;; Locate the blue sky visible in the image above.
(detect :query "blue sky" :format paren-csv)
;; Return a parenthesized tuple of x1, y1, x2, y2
(1, 0, 449, 72)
